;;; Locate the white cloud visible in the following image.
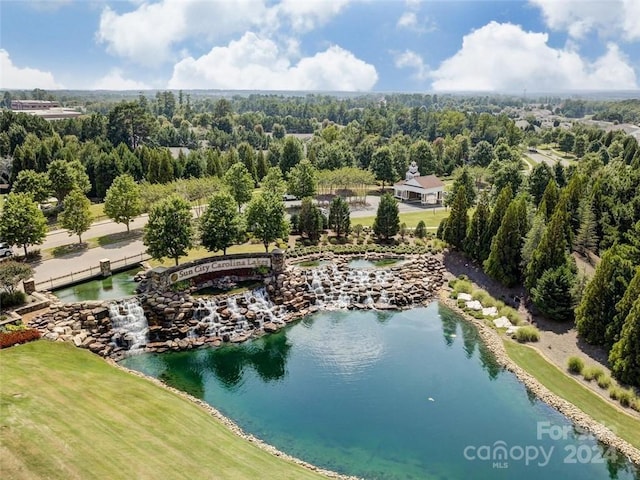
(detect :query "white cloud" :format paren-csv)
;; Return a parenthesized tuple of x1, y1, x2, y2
(92, 69, 150, 90)
(96, 0, 269, 66)
(168, 32, 377, 91)
(530, 0, 640, 40)
(397, 12, 418, 30)
(96, 0, 355, 66)
(394, 50, 429, 80)
(0, 49, 63, 89)
(430, 22, 637, 91)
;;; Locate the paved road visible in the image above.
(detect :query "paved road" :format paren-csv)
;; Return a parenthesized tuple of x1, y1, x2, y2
(30, 194, 445, 287)
(525, 151, 573, 168)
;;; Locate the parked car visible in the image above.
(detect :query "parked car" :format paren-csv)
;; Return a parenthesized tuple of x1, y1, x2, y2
(282, 194, 298, 201)
(0, 242, 13, 258)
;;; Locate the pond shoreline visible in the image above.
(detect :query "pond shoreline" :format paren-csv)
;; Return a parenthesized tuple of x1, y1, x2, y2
(439, 291, 640, 468)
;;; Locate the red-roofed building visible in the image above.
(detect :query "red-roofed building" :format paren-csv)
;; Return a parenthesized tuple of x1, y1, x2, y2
(393, 161, 445, 205)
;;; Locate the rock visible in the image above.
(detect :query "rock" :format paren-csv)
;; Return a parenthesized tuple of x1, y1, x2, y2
(482, 307, 498, 317)
(466, 300, 483, 311)
(457, 292, 472, 301)
(493, 317, 512, 329)
(263, 322, 279, 333)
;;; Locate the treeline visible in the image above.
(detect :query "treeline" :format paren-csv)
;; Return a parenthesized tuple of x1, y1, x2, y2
(438, 143, 640, 387)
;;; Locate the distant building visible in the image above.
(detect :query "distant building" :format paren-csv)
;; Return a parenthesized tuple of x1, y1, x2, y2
(10, 99, 82, 120)
(393, 161, 444, 205)
(11, 100, 60, 110)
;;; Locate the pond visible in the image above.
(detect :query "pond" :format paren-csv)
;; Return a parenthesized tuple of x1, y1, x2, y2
(53, 266, 142, 302)
(121, 303, 638, 479)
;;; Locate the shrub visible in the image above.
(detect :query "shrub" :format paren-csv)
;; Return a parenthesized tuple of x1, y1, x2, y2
(596, 375, 612, 389)
(615, 388, 634, 407)
(514, 326, 540, 343)
(567, 356, 585, 374)
(608, 386, 622, 400)
(0, 291, 27, 308)
(499, 306, 522, 326)
(632, 397, 640, 412)
(471, 289, 496, 308)
(582, 366, 605, 382)
(0, 328, 41, 348)
(451, 279, 473, 296)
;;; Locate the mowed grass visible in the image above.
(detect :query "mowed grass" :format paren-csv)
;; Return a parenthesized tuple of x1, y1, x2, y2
(0, 341, 324, 480)
(504, 340, 640, 449)
(354, 209, 449, 228)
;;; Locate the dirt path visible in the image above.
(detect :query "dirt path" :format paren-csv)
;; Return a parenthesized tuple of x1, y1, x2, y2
(441, 250, 639, 418)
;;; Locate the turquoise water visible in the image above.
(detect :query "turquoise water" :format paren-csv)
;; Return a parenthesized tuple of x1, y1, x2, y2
(53, 267, 141, 302)
(122, 303, 638, 479)
(347, 258, 376, 268)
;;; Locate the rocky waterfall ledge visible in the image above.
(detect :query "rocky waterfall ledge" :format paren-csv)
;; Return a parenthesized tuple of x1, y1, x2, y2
(29, 254, 445, 360)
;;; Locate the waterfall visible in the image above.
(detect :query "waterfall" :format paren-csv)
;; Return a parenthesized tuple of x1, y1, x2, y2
(109, 299, 149, 351)
(195, 287, 288, 339)
(301, 265, 395, 309)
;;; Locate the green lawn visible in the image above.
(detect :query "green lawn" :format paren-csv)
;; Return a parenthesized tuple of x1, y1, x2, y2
(353, 209, 449, 228)
(504, 340, 640, 449)
(0, 341, 324, 480)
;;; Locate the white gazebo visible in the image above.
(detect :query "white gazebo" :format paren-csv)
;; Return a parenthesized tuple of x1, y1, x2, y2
(393, 162, 444, 205)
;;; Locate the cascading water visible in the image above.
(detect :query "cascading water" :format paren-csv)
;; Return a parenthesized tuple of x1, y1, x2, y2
(109, 298, 149, 351)
(195, 287, 288, 339)
(302, 264, 397, 309)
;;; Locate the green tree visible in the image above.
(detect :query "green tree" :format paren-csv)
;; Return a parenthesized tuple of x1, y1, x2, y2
(470, 140, 494, 167)
(0, 260, 33, 294)
(298, 197, 323, 242)
(531, 262, 577, 321)
(521, 212, 546, 268)
(256, 149, 269, 181)
(60, 188, 92, 244)
(262, 167, 287, 197)
(272, 123, 285, 140)
(143, 195, 194, 265)
(525, 205, 570, 291)
(373, 193, 400, 241)
(574, 197, 598, 257)
(573, 134, 588, 158)
(444, 185, 469, 250)
(107, 101, 155, 150)
(328, 196, 351, 238)
(446, 167, 476, 208)
(480, 185, 513, 262)
(553, 162, 566, 188)
(558, 131, 575, 154)
(608, 267, 640, 348)
(223, 162, 254, 212)
(279, 136, 303, 174)
(370, 146, 397, 190)
(608, 296, 640, 387)
(199, 191, 242, 255)
(104, 174, 142, 233)
(0, 192, 47, 257)
(527, 163, 553, 206)
(287, 159, 318, 199)
(245, 192, 289, 252)
(484, 195, 528, 287)
(463, 192, 490, 261)
(415, 220, 427, 239)
(12, 169, 51, 204)
(575, 245, 635, 346)
(238, 142, 257, 184)
(538, 178, 559, 219)
(94, 151, 122, 199)
(47, 159, 90, 205)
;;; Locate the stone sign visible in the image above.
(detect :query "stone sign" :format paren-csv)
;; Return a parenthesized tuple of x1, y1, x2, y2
(168, 257, 271, 284)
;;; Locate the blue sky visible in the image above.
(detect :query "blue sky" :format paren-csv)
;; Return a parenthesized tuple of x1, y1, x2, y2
(1, 0, 639, 92)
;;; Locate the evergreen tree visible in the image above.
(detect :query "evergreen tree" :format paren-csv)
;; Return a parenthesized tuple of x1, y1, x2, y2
(279, 136, 303, 174)
(608, 267, 640, 347)
(446, 167, 476, 208)
(575, 245, 635, 346)
(370, 146, 397, 189)
(60, 188, 92, 244)
(373, 193, 400, 241)
(287, 159, 318, 199)
(531, 262, 577, 321)
(104, 174, 142, 233)
(525, 205, 570, 291)
(238, 142, 257, 184)
(245, 192, 289, 252)
(608, 296, 640, 387)
(415, 220, 427, 239)
(553, 161, 566, 188)
(143, 195, 194, 266)
(484, 195, 528, 287)
(224, 162, 254, 212)
(0, 192, 47, 257)
(527, 163, 553, 206)
(199, 191, 242, 255)
(256, 149, 269, 181)
(444, 185, 469, 250)
(464, 191, 489, 261)
(328, 196, 351, 238)
(575, 196, 598, 257)
(480, 185, 512, 261)
(538, 178, 559, 219)
(298, 197, 323, 242)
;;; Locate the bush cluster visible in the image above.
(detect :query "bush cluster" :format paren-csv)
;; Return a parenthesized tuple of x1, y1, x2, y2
(0, 328, 41, 349)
